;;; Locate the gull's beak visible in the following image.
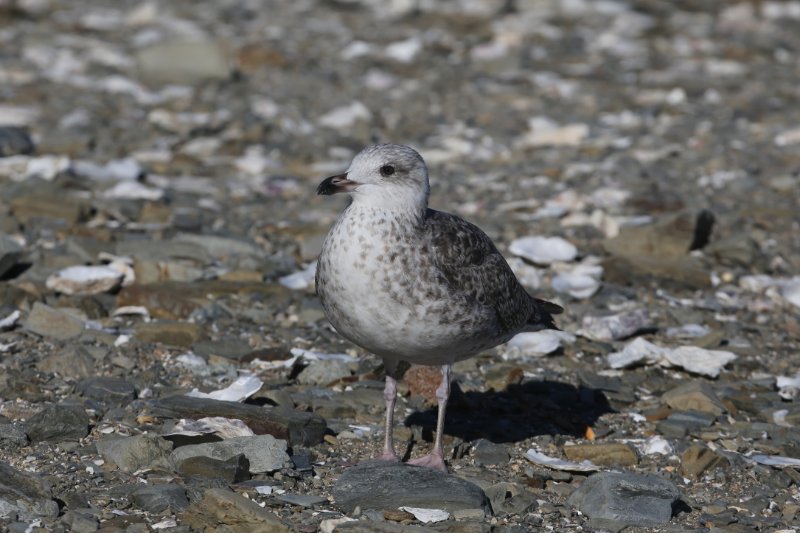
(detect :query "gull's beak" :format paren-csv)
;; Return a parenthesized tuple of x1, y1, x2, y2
(317, 173, 359, 195)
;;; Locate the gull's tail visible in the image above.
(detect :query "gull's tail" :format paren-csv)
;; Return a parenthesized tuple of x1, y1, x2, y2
(527, 298, 564, 331)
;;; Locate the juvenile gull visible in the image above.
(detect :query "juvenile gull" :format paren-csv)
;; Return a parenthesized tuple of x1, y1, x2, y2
(316, 144, 563, 471)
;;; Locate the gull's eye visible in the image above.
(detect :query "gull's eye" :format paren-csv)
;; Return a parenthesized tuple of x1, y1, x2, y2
(380, 165, 395, 177)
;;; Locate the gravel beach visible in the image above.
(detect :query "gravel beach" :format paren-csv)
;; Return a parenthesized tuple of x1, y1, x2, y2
(1, 1, 799, 532)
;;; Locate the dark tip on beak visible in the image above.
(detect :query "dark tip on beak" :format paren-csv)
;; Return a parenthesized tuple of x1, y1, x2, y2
(317, 173, 356, 195)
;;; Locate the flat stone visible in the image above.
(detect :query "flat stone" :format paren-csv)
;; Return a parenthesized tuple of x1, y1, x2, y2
(134, 321, 205, 347)
(484, 482, 537, 515)
(37, 345, 97, 380)
(274, 493, 328, 508)
(25, 404, 89, 442)
(23, 302, 84, 340)
(95, 434, 173, 473)
(60, 509, 100, 533)
(193, 338, 253, 363)
(149, 395, 326, 446)
(471, 439, 510, 466)
(603, 210, 714, 289)
(586, 517, 628, 533)
(171, 434, 289, 474)
(0, 422, 28, 448)
(177, 454, 250, 483)
(131, 484, 189, 513)
(680, 444, 729, 479)
(332, 463, 489, 514)
(0, 460, 59, 520)
(563, 442, 638, 467)
(567, 472, 681, 527)
(77, 377, 136, 406)
(0, 234, 24, 278)
(10, 193, 91, 225)
(334, 521, 431, 533)
(663, 381, 726, 415)
(181, 488, 291, 533)
(297, 359, 353, 386)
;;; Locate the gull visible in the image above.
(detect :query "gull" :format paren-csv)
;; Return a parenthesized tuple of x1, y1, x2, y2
(316, 144, 562, 471)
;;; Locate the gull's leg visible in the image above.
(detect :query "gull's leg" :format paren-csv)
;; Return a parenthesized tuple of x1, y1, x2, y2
(408, 363, 451, 472)
(376, 358, 400, 462)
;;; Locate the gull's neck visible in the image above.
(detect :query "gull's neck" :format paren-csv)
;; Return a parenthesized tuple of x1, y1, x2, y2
(349, 186, 428, 223)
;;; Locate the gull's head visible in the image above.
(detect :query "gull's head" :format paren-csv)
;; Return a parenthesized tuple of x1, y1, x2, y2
(317, 144, 430, 210)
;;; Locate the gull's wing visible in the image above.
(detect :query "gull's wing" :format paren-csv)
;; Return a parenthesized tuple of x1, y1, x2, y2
(422, 209, 561, 333)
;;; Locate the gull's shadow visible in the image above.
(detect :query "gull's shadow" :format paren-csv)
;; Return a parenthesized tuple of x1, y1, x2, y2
(404, 379, 613, 444)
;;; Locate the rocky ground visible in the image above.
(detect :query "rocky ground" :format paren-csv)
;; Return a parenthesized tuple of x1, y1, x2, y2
(1, 0, 800, 531)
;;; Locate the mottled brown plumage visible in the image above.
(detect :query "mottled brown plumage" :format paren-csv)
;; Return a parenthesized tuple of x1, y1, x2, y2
(315, 144, 562, 471)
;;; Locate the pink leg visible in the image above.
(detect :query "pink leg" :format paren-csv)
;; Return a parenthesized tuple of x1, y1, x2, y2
(408, 364, 451, 472)
(375, 359, 400, 462)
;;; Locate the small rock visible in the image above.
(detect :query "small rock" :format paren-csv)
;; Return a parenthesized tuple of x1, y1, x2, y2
(177, 454, 250, 483)
(78, 377, 136, 406)
(484, 482, 537, 515)
(332, 463, 489, 514)
(297, 359, 353, 386)
(131, 484, 189, 513)
(0, 460, 59, 520)
(136, 41, 230, 85)
(170, 434, 289, 474)
(23, 302, 85, 340)
(149, 395, 327, 446)
(134, 321, 205, 346)
(567, 472, 681, 527)
(37, 345, 97, 380)
(0, 234, 24, 278)
(95, 434, 173, 473)
(563, 442, 638, 467)
(275, 493, 328, 508)
(680, 444, 728, 479)
(0, 126, 34, 157)
(471, 439, 510, 466)
(181, 488, 290, 532)
(0, 421, 28, 448)
(663, 381, 726, 415)
(60, 509, 99, 532)
(25, 404, 89, 443)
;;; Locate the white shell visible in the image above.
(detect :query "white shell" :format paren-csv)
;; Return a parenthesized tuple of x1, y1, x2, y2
(45, 265, 124, 295)
(508, 236, 577, 265)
